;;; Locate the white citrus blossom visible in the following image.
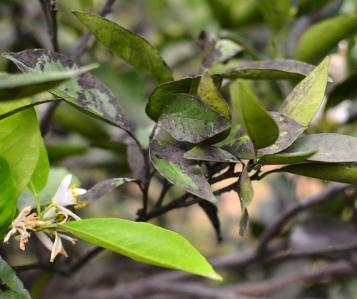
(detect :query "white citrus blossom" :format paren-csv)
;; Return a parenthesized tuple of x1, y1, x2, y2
(43, 174, 87, 221)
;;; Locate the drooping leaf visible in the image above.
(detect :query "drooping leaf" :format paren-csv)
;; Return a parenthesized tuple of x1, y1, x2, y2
(280, 57, 329, 126)
(28, 141, 50, 196)
(260, 150, 315, 165)
(230, 80, 279, 150)
(0, 158, 16, 240)
(239, 208, 249, 237)
(73, 11, 173, 83)
(282, 133, 357, 162)
(258, 112, 306, 156)
(0, 256, 31, 299)
(326, 73, 357, 110)
(184, 146, 239, 163)
(146, 75, 221, 122)
(257, 0, 293, 32)
(238, 166, 254, 210)
(4, 49, 132, 133)
(296, 16, 357, 63)
(150, 139, 216, 203)
(198, 201, 222, 242)
(214, 124, 255, 160)
(198, 71, 230, 119)
(158, 94, 230, 144)
(219, 59, 315, 80)
(59, 218, 222, 280)
(0, 99, 41, 196)
(80, 178, 135, 203)
(0, 69, 89, 101)
(276, 163, 357, 184)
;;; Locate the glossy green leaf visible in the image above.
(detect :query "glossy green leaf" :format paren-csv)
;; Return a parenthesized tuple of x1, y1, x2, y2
(282, 133, 357, 162)
(146, 75, 221, 122)
(0, 256, 31, 299)
(197, 71, 230, 119)
(80, 178, 135, 203)
(28, 141, 50, 196)
(220, 59, 315, 80)
(0, 99, 41, 196)
(184, 146, 239, 163)
(0, 158, 16, 240)
(280, 57, 329, 126)
(257, 0, 293, 32)
(4, 49, 132, 133)
(158, 94, 230, 144)
(73, 11, 173, 83)
(326, 73, 357, 110)
(277, 163, 357, 184)
(230, 80, 279, 150)
(59, 218, 222, 280)
(150, 139, 216, 203)
(258, 112, 306, 156)
(260, 150, 315, 165)
(0, 70, 84, 101)
(214, 124, 255, 160)
(296, 16, 357, 63)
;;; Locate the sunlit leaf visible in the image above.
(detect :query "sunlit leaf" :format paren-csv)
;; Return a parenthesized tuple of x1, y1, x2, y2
(280, 57, 329, 126)
(60, 218, 222, 280)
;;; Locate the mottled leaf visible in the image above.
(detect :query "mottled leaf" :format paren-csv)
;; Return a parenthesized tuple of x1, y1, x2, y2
(258, 112, 306, 156)
(277, 163, 357, 184)
(73, 11, 173, 83)
(197, 71, 230, 119)
(215, 124, 255, 160)
(326, 73, 357, 110)
(4, 49, 132, 133)
(0, 256, 31, 299)
(260, 150, 315, 165)
(80, 178, 135, 203)
(230, 80, 279, 150)
(146, 75, 221, 122)
(150, 139, 216, 203)
(0, 158, 16, 240)
(280, 57, 329, 126)
(158, 93, 230, 144)
(282, 133, 357, 162)
(198, 201, 222, 242)
(0, 69, 90, 101)
(296, 16, 357, 63)
(220, 59, 315, 80)
(184, 146, 239, 163)
(60, 218, 222, 280)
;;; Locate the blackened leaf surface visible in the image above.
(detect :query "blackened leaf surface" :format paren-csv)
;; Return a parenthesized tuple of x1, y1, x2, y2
(4, 49, 132, 132)
(198, 201, 222, 242)
(184, 146, 239, 163)
(150, 139, 216, 203)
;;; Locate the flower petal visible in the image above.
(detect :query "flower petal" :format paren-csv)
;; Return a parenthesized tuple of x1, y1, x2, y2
(50, 232, 67, 262)
(57, 205, 82, 221)
(36, 231, 54, 252)
(53, 175, 73, 205)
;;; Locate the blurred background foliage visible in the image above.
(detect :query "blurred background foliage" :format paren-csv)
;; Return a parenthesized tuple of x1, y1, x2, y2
(1, 1, 357, 298)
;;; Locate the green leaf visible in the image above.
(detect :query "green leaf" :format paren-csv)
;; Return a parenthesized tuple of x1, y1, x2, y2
(258, 112, 306, 156)
(296, 16, 357, 63)
(4, 49, 132, 133)
(197, 71, 230, 119)
(257, 0, 293, 32)
(238, 166, 253, 209)
(219, 59, 315, 80)
(239, 208, 249, 237)
(260, 150, 315, 165)
(214, 124, 255, 160)
(0, 256, 31, 299)
(47, 143, 88, 162)
(80, 178, 135, 203)
(158, 93, 230, 144)
(73, 11, 173, 83)
(0, 158, 16, 240)
(230, 80, 279, 150)
(0, 70, 85, 101)
(150, 139, 216, 203)
(184, 146, 240, 163)
(280, 57, 329, 126)
(28, 141, 50, 196)
(0, 99, 41, 196)
(59, 218, 222, 280)
(276, 163, 357, 184)
(146, 75, 221, 122)
(326, 73, 357, 110)
(282, 133, 357, 162)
